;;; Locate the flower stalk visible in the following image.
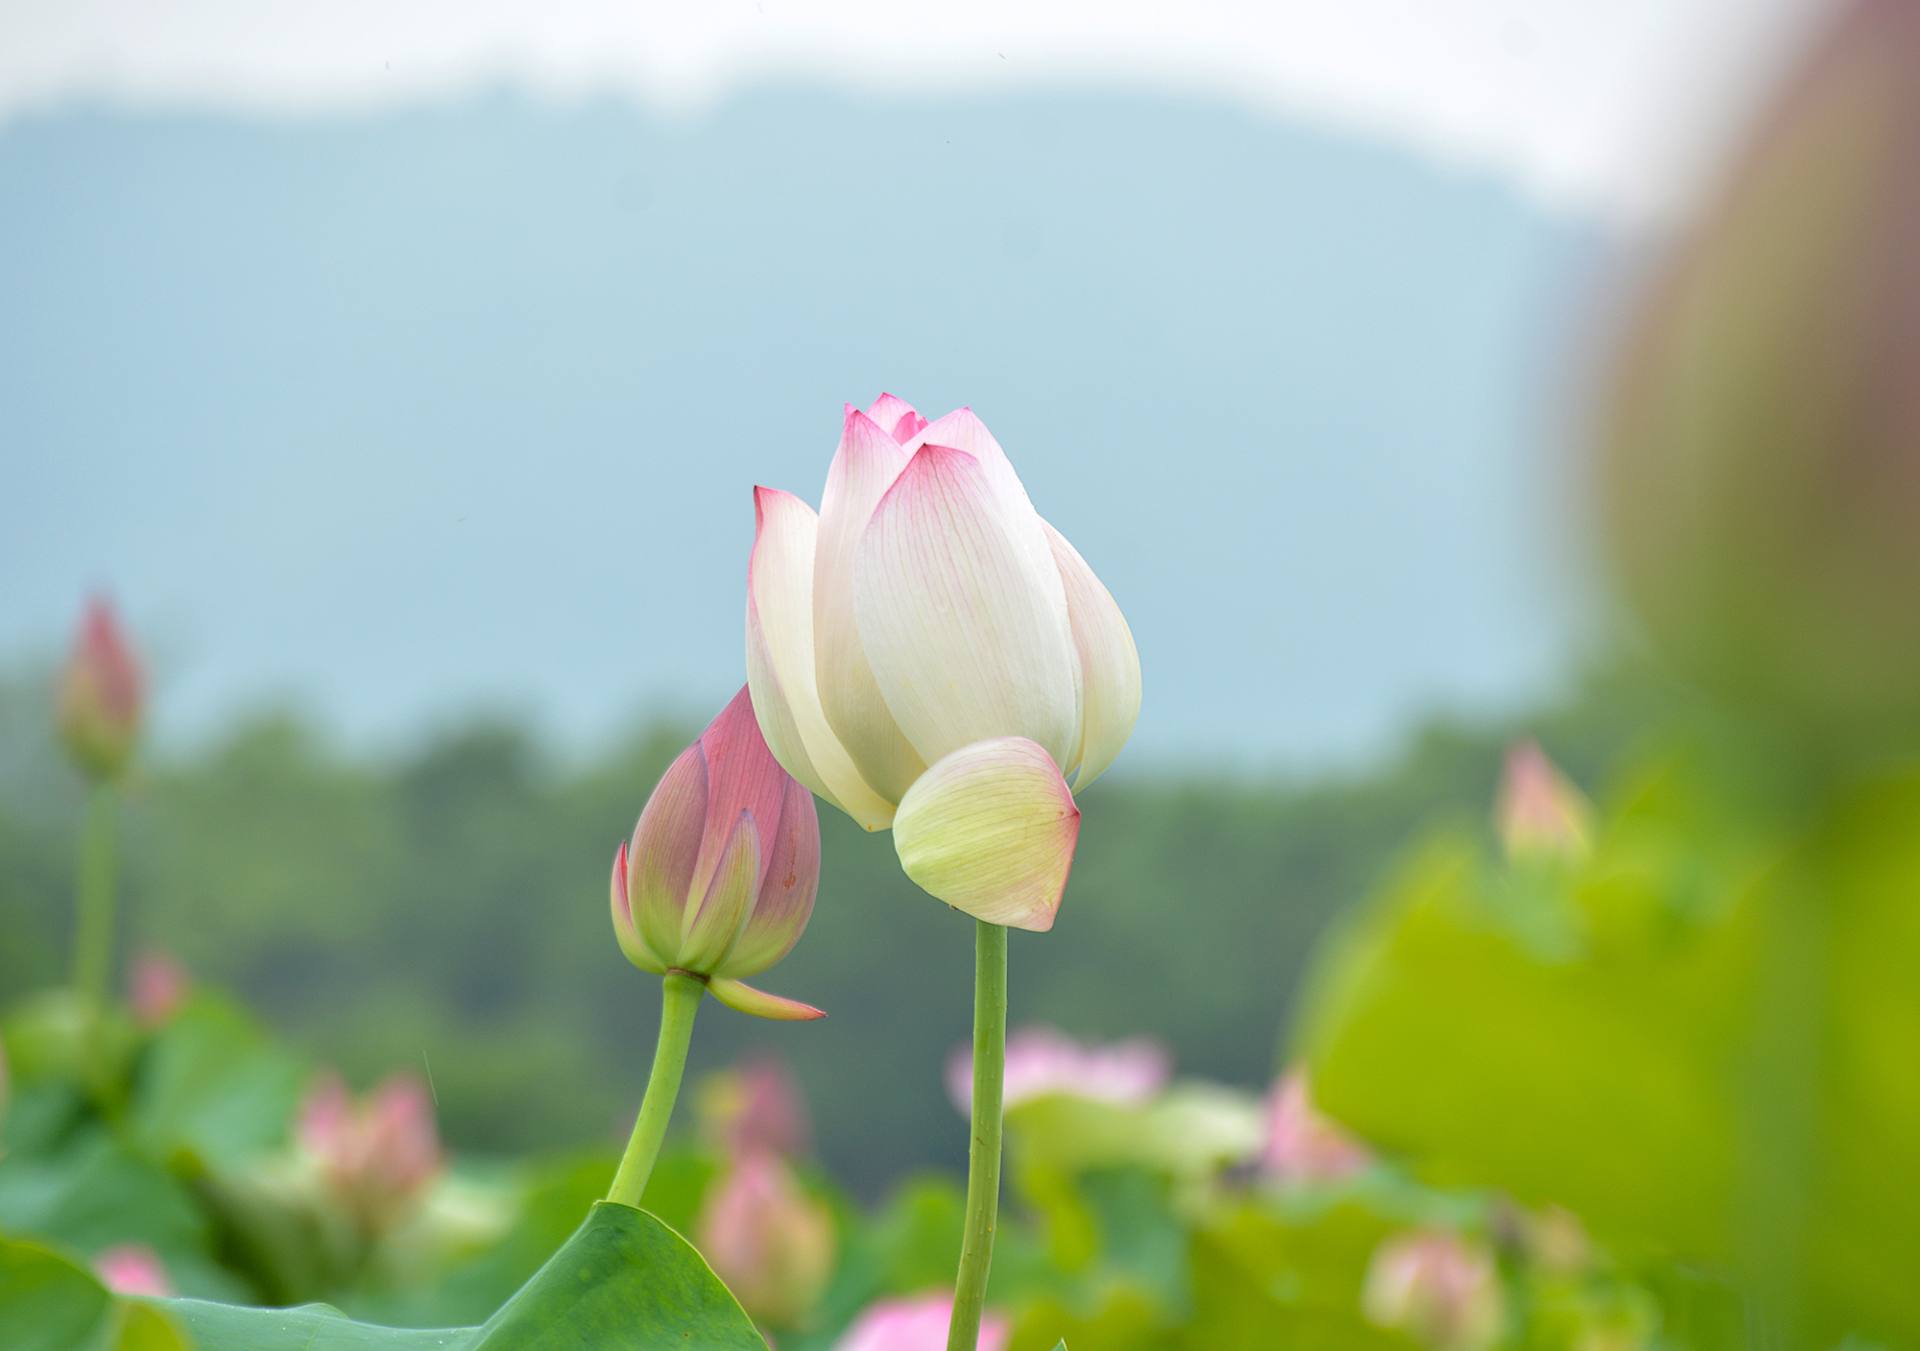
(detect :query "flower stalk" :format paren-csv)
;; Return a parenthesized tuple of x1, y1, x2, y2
(606, 971, 706, 1208)
(947, 920, 1007, 1351)
(72, 782, 118, 1011)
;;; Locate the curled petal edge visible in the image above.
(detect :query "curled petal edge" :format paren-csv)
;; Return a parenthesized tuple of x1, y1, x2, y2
(710, 977, 828, 1021)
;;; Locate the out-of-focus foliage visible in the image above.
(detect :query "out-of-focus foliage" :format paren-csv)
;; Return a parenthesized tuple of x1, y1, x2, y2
(1600, 0, 1920, 749)
(1300, 744, 1920, 1347)
(0, 659, 1662, 1190)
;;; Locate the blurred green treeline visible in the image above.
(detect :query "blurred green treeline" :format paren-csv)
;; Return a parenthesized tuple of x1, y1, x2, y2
(0, 658, 1661, 1194)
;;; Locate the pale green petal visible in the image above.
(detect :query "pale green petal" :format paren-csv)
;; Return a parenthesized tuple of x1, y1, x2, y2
(893, 736, 1081, 932)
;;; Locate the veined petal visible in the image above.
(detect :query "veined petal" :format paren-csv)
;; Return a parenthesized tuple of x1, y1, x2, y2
(901, 408, 1034, 524)
(854, 445, 1080, 769)
(892, 736, 1081, 932)
(864, 392, 928, 445)
(693, 686, 789, 901)
(679, 811, 760, 973)
(815, 409, 928, 804)
(1043, 521, 1141, 789)
(748, 487, 898, 830)
(724, 776, 821, 978)
(631, 742, 708, 966)
(610, 841, 665, 973)
(709, 978, 827, 1022)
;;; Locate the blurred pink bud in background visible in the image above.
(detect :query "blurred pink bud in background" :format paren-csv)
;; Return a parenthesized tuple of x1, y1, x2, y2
(1494, 742, 1592, 862)
(1262, 1069, 1371, 1184)
(695, 1150, 835, 1328)
(947, 1026, 1170, 1114)
(297, 1071, 442, 1228)
(834, 1292, 1009, 1351)
(128, 950, 190, 1027)
(698, 1057, 811, 1161)
(93, 1244, 173, 1298)
(56, 595, 143, 783)
(1363, 1231, 1505, 1350)
(610, 686, 824, 1022)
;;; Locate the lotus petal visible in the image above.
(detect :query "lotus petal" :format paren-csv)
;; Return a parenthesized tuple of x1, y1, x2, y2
(892, 736, 1081, 932)
(1043, 521, 1141, 789)
(854, 445, 1079, 769)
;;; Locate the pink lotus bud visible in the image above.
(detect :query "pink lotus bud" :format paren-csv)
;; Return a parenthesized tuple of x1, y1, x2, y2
(128, 950, 190, 1028)
(746, 396, 1140, 932)
(1363, 1231, 1505, 1350)
(1599, 2, 1920, 730)
(947, 1025, 1170, 1114)
(1261, 1069, 1371, 1184)
(94, 1244, 173, 1298)
(1494, 742, 1592, 861)
(296, 1071, 442, 1229)
(611, 687, 825, 1022)
(834, 1292, 1009, 1351)
(695, 1150, 836, 1328)
(56, 595, 143, 782)
(697, 1057, 811, 1160)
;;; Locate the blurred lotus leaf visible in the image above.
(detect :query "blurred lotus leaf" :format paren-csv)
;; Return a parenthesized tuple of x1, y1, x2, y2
(131, 994, 306, 1165)
(1007, 1085, 1263, 1178)
(1299, 756, 1920, 1345)
(0, 1235, 190, 1350)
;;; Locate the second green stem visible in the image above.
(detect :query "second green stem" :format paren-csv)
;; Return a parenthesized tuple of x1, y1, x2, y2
(606, 971, 705, 1209)
(73, 782, 118, 1010)
(948, 919, 1008, 1351)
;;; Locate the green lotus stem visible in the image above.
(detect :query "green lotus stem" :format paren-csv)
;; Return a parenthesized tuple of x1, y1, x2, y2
(948, 919, 1007, 1351)
(606, 971, 705, 1208)
(72, 783, 118, 1013)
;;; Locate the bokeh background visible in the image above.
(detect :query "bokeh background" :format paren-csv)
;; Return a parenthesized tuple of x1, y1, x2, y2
(0, 0, 1825, 1196)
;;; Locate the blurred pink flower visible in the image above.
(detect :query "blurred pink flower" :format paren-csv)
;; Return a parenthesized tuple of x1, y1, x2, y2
(128, 951, 190, 1027)
(947, 1026, 1170, 1114)
(696, 1150, 835, 1328)
(1262, 1069, 1371, 1183)
(94, 1244, 173, 1298)
(835, 1292, 1009, 1351)
(297, 1071, 442, 1228)
(1495, 741, 1592, 861)
(1363, 1231, 1504, 1350)
(699, 1057, 811, 1161)
(56, 595, 143, 782)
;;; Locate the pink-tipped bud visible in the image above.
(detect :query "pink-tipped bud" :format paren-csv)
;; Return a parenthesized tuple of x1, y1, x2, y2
(128, 950, 190, 1028)
(94, 1244, 174, 1298)
(835, 1293, 1010, 1351)
(947, 1025, 1170, 1114)
(1495, 742, 1592, 862)
(56, 596, 143, 782)
(695, 1150, 836, 1328)
(610, 687, 823, 1018)
(296, 1071, 442, 1229)
(1363, 1232, 1505, 1351)
(697, 1057, 812, 1161)
(1261, 1069, 1372, 1184)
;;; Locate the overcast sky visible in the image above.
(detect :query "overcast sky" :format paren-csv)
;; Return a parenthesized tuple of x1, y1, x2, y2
(1, 0, 1824, 226)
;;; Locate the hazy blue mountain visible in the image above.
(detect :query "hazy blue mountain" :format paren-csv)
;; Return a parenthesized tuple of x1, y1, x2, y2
(0, 88, 1612, 769)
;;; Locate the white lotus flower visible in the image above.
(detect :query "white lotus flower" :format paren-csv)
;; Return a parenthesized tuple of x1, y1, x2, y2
(746, 395, 1140, 930)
